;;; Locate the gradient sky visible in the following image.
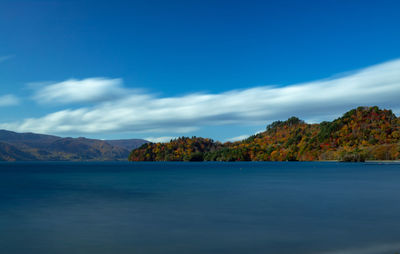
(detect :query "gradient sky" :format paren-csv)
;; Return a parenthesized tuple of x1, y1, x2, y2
(1, 0, 400, 142)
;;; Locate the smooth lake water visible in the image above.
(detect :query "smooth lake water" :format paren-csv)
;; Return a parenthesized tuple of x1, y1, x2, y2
(1, 162, 400, 254)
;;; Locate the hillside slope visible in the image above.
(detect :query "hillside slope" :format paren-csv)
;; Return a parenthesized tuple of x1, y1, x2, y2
(129, 106, 400, 162)
(0, 141, 37, 161)
(0, 130, 148, 161)
(105, 139, 149, 151)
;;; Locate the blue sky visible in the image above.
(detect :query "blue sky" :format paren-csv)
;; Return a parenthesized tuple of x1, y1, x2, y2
(0, 0, 400, 142)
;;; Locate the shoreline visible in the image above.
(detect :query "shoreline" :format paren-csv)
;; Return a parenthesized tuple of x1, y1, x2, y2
(365, 160, 400, 163)
(2, 160, 400, 163)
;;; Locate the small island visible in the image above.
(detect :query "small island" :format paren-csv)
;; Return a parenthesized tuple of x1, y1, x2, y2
(129, 106, 400, 162)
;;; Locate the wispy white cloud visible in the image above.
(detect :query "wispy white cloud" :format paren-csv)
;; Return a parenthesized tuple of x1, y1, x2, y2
(226, 130, 265, 142)
(226, 134, 251, 142)
(0, 94, 19, 107)
(1, 59, 400, 135)
(0, 55, 14, 63)
(145, 136, 178, 143)
(33, 78, 126, 104)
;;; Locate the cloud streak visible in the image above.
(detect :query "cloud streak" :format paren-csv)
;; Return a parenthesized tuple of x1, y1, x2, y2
(0, 94, 19, 107)
(227, 134, 251, 142)
(1, 59, 400, 136)
(145, 136, 178, 143)
(33, 78, 126, 104)
(0, 55, 14, 63)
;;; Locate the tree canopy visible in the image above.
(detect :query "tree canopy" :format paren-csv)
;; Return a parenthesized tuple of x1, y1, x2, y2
(129, 107, 400, 162)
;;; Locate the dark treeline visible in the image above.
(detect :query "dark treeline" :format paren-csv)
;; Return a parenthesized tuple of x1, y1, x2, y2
(129, 106, 400, 162)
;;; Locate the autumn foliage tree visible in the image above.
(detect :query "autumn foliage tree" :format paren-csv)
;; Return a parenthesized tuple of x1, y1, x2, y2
(129, 107, 400, 162)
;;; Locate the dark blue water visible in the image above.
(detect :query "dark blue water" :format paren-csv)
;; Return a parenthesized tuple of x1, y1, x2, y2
(1, 162, 400, 254)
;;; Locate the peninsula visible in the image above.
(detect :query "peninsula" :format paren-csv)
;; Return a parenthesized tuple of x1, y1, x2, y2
(129, 106, 400, 162)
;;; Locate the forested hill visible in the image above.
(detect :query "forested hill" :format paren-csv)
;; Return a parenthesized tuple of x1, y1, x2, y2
(129, 106, 400, 162)
(0, 130, 148, 161)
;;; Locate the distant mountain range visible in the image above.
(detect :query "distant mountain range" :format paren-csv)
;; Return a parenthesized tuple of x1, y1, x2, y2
(0, 130, 148, 161)
(130, 106, 400, 162)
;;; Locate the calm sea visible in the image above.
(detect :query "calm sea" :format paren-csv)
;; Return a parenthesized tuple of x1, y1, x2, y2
(1, 162, 400, 254)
